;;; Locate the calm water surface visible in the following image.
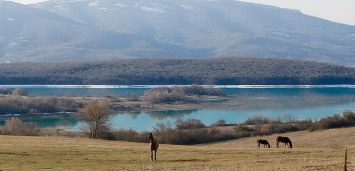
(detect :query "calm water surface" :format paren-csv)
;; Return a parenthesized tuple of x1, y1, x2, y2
(1, 85, 355, 132)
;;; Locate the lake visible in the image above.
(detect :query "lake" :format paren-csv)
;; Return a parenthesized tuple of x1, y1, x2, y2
(1, 85, 355, 132)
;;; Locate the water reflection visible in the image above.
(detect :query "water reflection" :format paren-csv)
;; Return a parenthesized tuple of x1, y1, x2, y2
(218, 87, 355, 111)
(230, 94, 355, 112)
(145, 110, 197, 120)
(0, 114, 78, 129)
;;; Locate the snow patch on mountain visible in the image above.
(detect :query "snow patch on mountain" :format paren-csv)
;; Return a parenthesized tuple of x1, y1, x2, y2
(338, 33, 355, 41)
(271, 32, 293, 38)
(0, 26, 3, 41)
(113, 3, 126, 8)
(7, 17, 15, 21)
(6, 41, 18, 48)
(140, 6, 164, 13)
(180, 4, 192, 9)
(345, 34, 355, 41)
(140, 2, 174, 13)
(89, 1, 99, 7)
(54, 5, 69, 11)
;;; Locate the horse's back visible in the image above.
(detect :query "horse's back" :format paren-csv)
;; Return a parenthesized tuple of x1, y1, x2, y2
(276, 136, 289, 142)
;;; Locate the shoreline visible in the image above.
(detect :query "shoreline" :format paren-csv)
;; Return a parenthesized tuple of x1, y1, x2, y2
(0, 95, 242, 119)
(97, 95, 242, 112)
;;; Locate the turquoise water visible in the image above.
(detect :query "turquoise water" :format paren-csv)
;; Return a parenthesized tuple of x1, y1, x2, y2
(1, 85, 355, 132)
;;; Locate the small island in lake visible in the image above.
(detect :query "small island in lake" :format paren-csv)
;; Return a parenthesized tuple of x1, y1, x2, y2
(0, 85, 240, 117)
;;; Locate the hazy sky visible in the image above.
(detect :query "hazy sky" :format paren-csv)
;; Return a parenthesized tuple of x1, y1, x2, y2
(240, 0, 355, 26)
(7, 0, 355, 26)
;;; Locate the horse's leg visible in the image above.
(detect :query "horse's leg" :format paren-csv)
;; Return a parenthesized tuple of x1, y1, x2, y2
(154, 150, 157, 161)
(257, 143, 260, 148)
(151, 150, 153, 161)
(276, 141, 279, 148)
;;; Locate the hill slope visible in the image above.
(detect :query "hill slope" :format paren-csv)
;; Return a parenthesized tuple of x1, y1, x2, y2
(0, 57, 354, 85)
(0, 127, 354, 170)
(0, 0, 354, 65)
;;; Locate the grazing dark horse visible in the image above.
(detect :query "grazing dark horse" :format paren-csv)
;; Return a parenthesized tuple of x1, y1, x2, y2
(148, 133, 159, 161)
(257, 139, 270, 148)
(276, 136, 292, 148)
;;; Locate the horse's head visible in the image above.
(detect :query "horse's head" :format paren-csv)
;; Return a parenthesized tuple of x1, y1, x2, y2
(148, 133, 154, 141)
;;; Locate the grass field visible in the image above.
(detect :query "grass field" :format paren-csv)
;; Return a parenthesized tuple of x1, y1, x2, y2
(1, 127, 355, 171)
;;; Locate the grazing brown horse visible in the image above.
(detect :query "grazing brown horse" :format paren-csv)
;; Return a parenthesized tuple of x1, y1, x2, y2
(148, 133, 159, 161)
(257, 139, 270, 148)
(276, 136, 292, 148)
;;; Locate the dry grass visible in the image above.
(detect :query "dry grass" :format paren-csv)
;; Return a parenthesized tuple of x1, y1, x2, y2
(1, 127, 355, 170)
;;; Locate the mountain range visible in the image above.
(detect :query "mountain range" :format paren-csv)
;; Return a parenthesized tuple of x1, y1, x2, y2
(1, 0, 354, 65)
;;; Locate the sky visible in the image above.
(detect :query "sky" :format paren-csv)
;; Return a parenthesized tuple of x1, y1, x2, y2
(6, 0, 355, 26)
(239, 0, 355, 26)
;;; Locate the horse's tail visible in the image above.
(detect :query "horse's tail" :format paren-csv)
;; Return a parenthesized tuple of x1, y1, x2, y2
(288, 139, 292, 148)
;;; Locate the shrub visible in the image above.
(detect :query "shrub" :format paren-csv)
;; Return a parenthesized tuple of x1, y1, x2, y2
(0, 88, 12, 94)
(0, 88, 28, 95)
(111, 128, 139, 142)
(175, 118, 206, 129)
(234, 125, 255, 132)
(343, 111, 355, 125)
(144, 87, 194, 103)
(11, 88, 28, 96)
(269, 123, 300, 133)
(144, 85, 224, 103)
(208, 125, 221, 135)
(244, 115, 275, 125)
(182, 84, 207, 96)
(214, 119, 226, 126)
(2, 117, 40, 136)
(153, 121, 175, 144)
(308, 111, 355, 131)
(129, 93, 139, 101)
(207, 88, 223, 96)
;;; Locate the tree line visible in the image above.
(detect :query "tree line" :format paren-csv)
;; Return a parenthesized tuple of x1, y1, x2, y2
(0, 57, 354, 85)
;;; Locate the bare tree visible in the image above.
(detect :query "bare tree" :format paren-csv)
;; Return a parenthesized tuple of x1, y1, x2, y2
(77, 101, 112, 139)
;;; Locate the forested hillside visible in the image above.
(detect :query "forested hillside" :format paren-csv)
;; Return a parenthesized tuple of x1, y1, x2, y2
(0, 57, 354, 85)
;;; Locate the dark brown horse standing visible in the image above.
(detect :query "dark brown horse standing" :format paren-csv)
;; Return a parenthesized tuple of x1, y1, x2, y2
(257, 139, 270, 148)
(276, 136, 292, 148)
(148, 133, 159, 161)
